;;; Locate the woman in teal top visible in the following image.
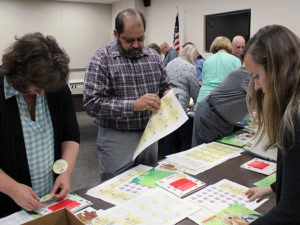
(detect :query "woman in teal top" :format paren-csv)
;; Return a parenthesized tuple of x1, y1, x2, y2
(196, 36, 241, 105)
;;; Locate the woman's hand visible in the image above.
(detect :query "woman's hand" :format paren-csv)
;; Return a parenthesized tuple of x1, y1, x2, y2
(52, 141, 79, 199)
(51, 173, 71, 200)
(9, 183, 45, 211)
(245, 186, 274, 203)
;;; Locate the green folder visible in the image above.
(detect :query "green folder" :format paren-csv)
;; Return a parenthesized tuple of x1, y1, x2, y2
(216, 134, 245, 147)
(131, 168, 173, 188)
(253, 173, 276, 187)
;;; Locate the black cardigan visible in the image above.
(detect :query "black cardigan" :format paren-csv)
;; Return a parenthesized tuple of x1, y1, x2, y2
(0, 75, 80, 217)
(251, 118, 300, 225)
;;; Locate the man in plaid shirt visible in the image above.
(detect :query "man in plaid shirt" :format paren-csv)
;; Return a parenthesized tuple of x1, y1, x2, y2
(84, 8, 171, 180)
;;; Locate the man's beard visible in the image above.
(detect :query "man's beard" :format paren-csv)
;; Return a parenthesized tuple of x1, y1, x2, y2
(117, 39, 143, 59)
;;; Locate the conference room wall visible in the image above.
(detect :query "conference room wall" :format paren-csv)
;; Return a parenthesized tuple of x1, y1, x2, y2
(111, 0, 148, 44)
(0, 0, 112, 70)
(143, 0, 300, 54)
(112, 0, 135, 37)
(1, 0, 299, 77)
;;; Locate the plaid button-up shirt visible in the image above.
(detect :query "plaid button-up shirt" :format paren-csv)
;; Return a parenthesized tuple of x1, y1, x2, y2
(83, 41, 171, 130)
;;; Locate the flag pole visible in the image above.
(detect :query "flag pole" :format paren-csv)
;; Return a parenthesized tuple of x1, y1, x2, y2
(173, 6, 180, 52)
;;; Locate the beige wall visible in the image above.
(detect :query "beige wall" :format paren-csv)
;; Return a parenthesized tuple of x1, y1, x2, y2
(1, 0, 300, 78)
(112, 0, 135, 40)
(111, 0, 146, 40)
(0, 0, 112, 71)
(144, 0, 300, 55)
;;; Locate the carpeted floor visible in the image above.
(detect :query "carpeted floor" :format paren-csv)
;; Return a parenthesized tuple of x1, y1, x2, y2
(70, 112, 101, 191)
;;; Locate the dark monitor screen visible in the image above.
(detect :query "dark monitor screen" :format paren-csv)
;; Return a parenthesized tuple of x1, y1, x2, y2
(205, 9, 251, 52)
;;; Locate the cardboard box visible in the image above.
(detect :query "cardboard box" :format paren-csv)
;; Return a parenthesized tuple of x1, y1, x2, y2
(22, 208, 84, 225)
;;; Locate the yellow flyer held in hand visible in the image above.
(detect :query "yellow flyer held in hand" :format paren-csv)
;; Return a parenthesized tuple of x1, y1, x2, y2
(133, 89, 188, 160)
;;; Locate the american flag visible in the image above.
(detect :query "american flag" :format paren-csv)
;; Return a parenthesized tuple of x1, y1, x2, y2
(173, 13, 180, 52)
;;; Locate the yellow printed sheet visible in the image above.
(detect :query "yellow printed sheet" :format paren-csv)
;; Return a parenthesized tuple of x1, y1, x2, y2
(100, 188, 199, 225)
(86, 165, 152, 205)
(166, 142, 243, 174)
(133, 89, 188, 160)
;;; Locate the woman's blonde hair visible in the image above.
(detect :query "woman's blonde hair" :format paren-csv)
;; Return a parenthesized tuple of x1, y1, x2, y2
(179, 43, 199, 65)
(243, 25, 300, 152)
(210, 36, 233, 54)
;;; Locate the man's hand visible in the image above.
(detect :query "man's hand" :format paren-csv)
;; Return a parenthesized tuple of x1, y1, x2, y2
(51, 173, 71, 200)
(134, 93, 161, 112)
(163, 89, 170, 96)
(9, 183, 45, 211)
(245, 186, 274, 203)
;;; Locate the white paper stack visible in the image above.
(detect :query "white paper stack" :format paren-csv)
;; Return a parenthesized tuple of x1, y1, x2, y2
(164, 142, 243, 175)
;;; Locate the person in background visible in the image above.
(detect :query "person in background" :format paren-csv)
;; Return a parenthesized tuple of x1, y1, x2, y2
(167, 43, 200, 111)
(192, 66, 250, 147)
(237, 25, 300, 225)
(160, 42, 178, 66)
(163, 43, 200, 154)
(181, 41, 194, 48)
(147, 43, 161, 55)
(181, 42, 205, 87)
(0, 32, 80, 217)
(232, 35, 246, 61)
(195, 54, 205, 86)
(84, 9, 171, 181)
(196, 36, 241, 106)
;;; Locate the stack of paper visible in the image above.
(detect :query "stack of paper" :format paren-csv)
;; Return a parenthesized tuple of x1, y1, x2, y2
(164, 142, 243, 175)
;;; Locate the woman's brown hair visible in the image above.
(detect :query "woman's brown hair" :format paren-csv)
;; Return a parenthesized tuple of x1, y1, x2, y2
(1, 32, 69, 93)
(242, 25, 300, 152)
